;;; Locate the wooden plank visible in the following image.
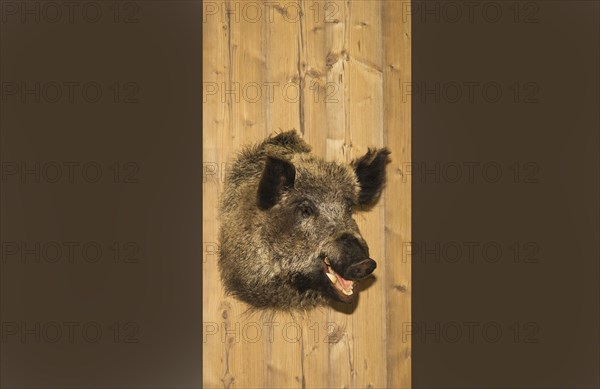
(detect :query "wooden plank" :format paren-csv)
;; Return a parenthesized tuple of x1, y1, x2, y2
(323, 2, 355, 388)
(298, 1, 331, 388)
(263, 1, 305, 388)
(202, 1, 227, 386)
(383, 1, 412, 388)
(345, 2, 387, 388)
(221, 0, 269, 388)
(203, 1, 268, 388)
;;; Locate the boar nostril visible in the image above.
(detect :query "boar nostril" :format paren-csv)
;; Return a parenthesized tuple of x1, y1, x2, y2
(346, 258, 377, 279)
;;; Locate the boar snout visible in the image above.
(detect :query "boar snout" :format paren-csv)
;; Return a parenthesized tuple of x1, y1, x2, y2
(335, 233, 377, 279)
(322, 233, 377, 304)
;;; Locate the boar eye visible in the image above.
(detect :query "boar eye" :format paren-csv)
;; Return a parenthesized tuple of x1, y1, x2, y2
(297, 202, 315, 218)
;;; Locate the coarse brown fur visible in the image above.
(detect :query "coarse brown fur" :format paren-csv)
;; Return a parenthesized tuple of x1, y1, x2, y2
(219, 130, 390, 311)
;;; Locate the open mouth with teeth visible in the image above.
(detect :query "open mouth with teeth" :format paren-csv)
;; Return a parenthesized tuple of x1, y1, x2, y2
(323, 256, 357, 303)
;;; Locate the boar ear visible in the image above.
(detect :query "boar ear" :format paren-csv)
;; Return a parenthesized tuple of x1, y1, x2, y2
(352, 148, 391, 207)
(257, 156, 296, 210)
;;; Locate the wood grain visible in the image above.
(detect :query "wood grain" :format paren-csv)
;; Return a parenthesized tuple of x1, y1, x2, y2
(203, 1, 410, 387)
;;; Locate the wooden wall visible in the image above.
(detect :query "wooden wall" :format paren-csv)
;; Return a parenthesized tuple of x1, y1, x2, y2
(203, 1, 410, 387)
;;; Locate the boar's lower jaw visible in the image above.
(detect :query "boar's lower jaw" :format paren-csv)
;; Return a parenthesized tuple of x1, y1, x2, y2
(323, 257, 356, 303)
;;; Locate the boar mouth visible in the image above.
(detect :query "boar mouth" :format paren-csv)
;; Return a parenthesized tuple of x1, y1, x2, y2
(322, 256, 357, 303)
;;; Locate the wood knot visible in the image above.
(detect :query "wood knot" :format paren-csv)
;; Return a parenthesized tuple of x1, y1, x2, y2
(219, 301, 232, 320)
(326, 51, 340, 68)
(327, 324, 345, 344)
(307, 67, 324, 79)
(394, 284, 408, 293)
(221, 372, 234, 389)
